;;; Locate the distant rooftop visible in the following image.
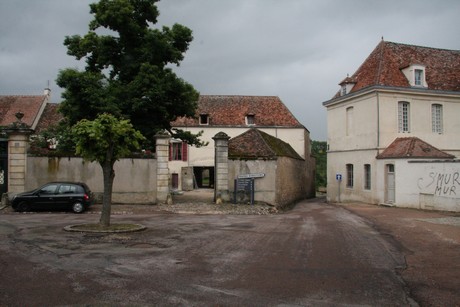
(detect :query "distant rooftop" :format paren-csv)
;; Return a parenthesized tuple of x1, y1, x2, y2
(172, 95, 304, 128)
(229, 128, 303, 160)
(377, 137, 455, 159)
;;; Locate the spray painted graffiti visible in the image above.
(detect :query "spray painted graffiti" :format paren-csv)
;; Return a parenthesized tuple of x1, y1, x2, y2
(418, 171, 460, 197)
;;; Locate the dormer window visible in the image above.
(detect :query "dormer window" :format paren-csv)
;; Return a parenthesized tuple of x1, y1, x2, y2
(199, 114, 209, 125)
(339, 75, 356, 96)
(414, 69, 423, 86)
(401, 65, 427, 87)
(246, 114, 255, 125)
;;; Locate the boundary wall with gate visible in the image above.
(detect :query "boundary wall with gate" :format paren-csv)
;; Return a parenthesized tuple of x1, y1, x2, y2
(25, 157, 157, 204)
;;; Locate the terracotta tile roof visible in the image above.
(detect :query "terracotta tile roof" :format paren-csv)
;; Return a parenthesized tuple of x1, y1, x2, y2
(334, 40, 460, 98)
(229, 128, 303, 160)
(376, 137, 455, 159)
(0, 95, 47, 128)
(34, 103, 64, 133)
(172, 95, 303, 127)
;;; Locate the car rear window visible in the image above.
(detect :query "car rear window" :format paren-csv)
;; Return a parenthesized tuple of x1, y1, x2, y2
(58, 184, 81, 194)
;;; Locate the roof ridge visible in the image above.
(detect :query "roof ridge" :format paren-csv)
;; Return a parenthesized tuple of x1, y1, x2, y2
(255, 129, 277, 157)
(384, 40, 460, 53)
(0, 95, 45, 98)
(375, 40, 386, 85)
(199, 94, 280, 98)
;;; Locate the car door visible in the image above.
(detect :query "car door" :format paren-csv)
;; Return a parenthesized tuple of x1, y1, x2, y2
(54, 183, 78, 209)
(34, 183, 59, 210)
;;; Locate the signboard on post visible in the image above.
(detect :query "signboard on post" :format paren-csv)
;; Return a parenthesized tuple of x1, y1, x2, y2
(237, 173, 265, 179)
(234, 173, 264, 205)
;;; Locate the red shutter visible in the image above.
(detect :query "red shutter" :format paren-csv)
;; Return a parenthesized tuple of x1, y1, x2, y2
(169, 143, 172, 161)
(182, 142, 188, 161)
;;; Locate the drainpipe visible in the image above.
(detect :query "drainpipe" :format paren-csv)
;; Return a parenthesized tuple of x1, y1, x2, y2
(376, 92, 380, 149)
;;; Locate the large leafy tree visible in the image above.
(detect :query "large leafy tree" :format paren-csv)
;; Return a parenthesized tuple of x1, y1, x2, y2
(56, 0, 202, 146)
(73, 113, 145, 226)
(311, 140, 327, 189)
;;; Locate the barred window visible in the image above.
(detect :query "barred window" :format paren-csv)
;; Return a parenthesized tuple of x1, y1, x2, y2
(364, 164, 371, 190)
(346, 164, 354, 188)
(431, 104, 443, 134)
(398, 101, 410, 133)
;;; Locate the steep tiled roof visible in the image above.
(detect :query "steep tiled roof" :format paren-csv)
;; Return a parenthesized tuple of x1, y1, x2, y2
(334, 40, 460, 98)
(0, 95, 47, 128)
(34, 103, 64, 133)
(172, 95, 303, 128)
(229, 128, 303, 160)
(376, 137, 455, 159)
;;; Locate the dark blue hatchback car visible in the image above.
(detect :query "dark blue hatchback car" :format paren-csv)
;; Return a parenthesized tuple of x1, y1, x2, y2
(11, 182, 93, 213)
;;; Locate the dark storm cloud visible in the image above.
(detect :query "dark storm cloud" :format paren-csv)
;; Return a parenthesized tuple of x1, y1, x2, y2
(1, 0, 459, 140)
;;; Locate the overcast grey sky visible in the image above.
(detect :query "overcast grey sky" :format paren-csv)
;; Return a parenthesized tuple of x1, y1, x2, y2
(1, 1, 459, 140)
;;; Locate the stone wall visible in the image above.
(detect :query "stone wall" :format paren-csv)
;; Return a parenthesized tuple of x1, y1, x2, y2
(26, 157, 157, 204)
(276, 157, 314, 208)
(228, 159, 277, 205)
(228, 157, 315, 209)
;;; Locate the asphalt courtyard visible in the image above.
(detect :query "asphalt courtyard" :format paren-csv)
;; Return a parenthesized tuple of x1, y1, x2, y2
(0, 198, 459, 306)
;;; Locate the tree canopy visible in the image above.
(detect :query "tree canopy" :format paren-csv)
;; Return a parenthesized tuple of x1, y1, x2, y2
(56, 0, 201, 146)
(73, 113, 145, 226)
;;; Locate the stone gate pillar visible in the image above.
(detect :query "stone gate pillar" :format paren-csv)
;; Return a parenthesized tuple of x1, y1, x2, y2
(213, 132, 230, 203)
(155, 130, 171, 204)
(5, 112, 33, 195)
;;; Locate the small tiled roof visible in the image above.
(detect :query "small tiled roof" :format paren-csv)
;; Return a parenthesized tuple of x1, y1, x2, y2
(0, 95, 47, 128)
(34, 103, 64, 133)
(333, 40, 460, 98)
(229, 128, 303, 160)
(376, 137, 455, 159)
(172, 95, 303, 128)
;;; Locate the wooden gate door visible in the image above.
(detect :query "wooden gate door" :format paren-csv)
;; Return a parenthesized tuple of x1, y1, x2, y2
(0, 140, 8, 195)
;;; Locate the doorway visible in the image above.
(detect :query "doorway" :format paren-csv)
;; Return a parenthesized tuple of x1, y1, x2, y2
(0, 140, 8, 196)
(193, 167, 214, 189)
(386, 164, 395, 203)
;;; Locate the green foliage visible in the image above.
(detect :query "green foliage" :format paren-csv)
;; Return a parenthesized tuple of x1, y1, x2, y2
(312, 140, 327, 189)
(56, 0, 201, 145)
(72, 113, 145, 164)
(29, 121, 76, 156)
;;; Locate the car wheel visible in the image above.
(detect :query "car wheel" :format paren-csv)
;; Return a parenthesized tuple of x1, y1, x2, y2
(72, 202, 85, 213)
(17, 201, 30, 212)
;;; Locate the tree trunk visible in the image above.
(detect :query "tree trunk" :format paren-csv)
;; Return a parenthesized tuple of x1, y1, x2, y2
(100, 157, 115, 227)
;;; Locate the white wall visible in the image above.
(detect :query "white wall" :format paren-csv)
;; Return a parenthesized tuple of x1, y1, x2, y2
(169, 126, 308, 190)
(326, 88, 460, 210)
(394, 160, 460, 212)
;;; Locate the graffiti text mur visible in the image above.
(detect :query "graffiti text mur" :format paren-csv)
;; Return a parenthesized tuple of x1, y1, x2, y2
(434, 172, 460, 196)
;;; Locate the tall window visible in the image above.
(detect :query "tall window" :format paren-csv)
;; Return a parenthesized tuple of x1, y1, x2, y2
(346, 106, 354, 136)
(364, 164, 371, 190)
(346, 164, 354, 188)
(414, 69, 423, 86)
(432, 104, 443, 134)
(169, 141, 188, 161)
(398, 101, 410, 133)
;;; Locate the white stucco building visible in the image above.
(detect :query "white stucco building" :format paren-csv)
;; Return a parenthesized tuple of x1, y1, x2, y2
(323, 40, 460, 212)
(170, 95, 313, 191)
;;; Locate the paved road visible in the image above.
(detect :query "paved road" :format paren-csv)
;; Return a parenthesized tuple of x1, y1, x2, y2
(0, 199, 456, 306)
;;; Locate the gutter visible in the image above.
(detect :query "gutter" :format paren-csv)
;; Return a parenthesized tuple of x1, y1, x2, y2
(322, 85, 460, 107)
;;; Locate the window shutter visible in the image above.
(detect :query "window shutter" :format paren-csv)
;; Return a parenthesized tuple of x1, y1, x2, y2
(182, 142, 188, 161)
(169, 143, 172, 161)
